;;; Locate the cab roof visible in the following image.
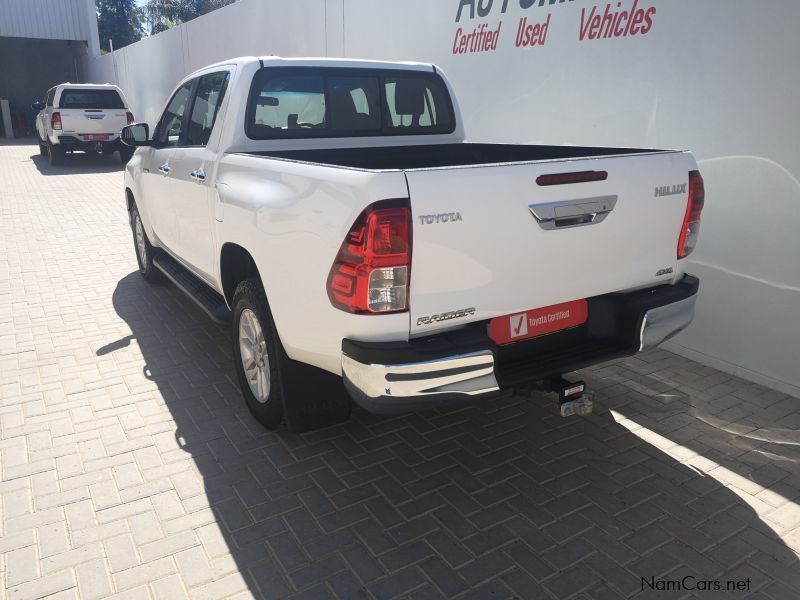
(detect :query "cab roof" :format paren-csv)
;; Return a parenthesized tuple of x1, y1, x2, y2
(187, 56, 436, 77)
(52, 83, 123, 90)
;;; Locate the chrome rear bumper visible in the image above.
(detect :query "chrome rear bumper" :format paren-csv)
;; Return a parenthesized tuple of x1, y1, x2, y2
(342, 275, 699, 414)
(342, 350, 499, 414)
(639, 294, 697, 352)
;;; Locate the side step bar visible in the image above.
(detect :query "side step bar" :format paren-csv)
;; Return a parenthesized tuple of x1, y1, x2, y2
(153, 253, 231, 324)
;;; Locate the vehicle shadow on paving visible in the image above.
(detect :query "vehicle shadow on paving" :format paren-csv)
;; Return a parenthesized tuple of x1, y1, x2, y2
(30, 151, 125, 176)
(106, 271, 799, 599)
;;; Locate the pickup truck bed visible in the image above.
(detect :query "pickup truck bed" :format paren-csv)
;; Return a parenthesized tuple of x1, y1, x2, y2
(239, 143, 695, 341)
(246, 143, 670, 170)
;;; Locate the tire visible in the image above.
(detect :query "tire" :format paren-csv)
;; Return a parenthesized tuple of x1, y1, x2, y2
(38, 140, 47, 156)
(231, 278, 353, 433)
(47, 143, 64, 166)
(119, 147, 135, 164)
(232, 279, 287, 431)
(130, 204, 163, 283)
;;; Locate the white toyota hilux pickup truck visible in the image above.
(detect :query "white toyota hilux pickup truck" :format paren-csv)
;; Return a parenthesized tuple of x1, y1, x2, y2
(33, 83, 136, 165)
(121, 57, 703, 432)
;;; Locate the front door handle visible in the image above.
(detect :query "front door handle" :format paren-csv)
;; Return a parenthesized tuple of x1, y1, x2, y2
(158, 163, 171, 175)
(191, 168, 206, 182)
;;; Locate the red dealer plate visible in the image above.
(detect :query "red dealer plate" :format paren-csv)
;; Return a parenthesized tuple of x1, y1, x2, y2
(84, 134, 109, 141)
(488, 299, 589, 345)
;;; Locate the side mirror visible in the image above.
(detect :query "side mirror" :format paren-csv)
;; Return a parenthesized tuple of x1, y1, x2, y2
(121, 123, 153, 147)
(31, 101, 44, 111)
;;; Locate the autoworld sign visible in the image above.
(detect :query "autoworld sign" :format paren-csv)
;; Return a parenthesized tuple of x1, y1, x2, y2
(452, 0, 657, 54)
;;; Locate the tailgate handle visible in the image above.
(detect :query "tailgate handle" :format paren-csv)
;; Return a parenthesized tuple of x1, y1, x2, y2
(529, 195, 617, 231)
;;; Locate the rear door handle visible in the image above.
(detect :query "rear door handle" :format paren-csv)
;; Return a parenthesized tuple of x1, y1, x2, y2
(191, 168, 206, 182)
(158, 163, 171, 175)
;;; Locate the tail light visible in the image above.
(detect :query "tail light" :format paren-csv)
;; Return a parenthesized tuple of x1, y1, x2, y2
(678, 170, 705, 259)
(327, 200, 411, 314)
(126, 112, 135, 125)
(51, 112, 62, 130)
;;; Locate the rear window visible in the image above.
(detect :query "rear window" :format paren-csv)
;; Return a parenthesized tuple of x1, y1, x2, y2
(59, 89, 125, 109)
(246, 68, 455, 139)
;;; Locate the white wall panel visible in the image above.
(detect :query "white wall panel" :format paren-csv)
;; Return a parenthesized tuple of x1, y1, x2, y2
(181, 0, 326, 73)
(111, 26, 188, 125)
(83, 0, 800, 396)
(84, 0, 327, 125)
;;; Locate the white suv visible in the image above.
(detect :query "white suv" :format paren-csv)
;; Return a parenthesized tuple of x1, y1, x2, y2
(32, 83, 135, 166)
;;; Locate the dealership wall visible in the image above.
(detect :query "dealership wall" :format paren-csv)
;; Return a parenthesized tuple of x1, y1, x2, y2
(84, 0, 800, 397)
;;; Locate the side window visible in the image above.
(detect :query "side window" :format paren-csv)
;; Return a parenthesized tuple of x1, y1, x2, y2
(156, 81, 194, 147)
(46, 89, 56, 107)
(186, 72, 230, 147)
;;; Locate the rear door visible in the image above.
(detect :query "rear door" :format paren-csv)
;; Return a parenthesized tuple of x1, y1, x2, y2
(56, 88, 128, 142)
(169, 69, 232, 280)
(405, 151, 696, 337)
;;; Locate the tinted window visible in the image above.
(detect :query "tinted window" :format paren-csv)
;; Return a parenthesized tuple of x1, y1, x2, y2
(247, 68, 455, 139)
(251, 74, 326, 135)
(46, 89, 56, 107)
(328, 76, 380, 131)
(186, 72, 230, 146)
(59, 89, 125, 109)
(156, 81, 194, 147)
(385, 77, 448, 130)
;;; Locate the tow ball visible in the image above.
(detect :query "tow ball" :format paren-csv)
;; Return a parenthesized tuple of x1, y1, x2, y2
(540, 376, 594, 417)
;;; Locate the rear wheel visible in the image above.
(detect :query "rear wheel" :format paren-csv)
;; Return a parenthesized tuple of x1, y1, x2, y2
(47, 143, 64, 166)
(232, 279, 286, 431)
(130, 204, 162, 283)
(38, 140, 47, 156)
(231, 278, 353, 432)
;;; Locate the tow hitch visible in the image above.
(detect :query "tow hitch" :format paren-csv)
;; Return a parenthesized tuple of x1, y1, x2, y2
(527, 376, 594, 417)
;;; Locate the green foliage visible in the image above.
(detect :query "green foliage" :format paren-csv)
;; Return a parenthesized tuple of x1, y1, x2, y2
(96, 0, 143, 52)
(142, 0, 238, 36)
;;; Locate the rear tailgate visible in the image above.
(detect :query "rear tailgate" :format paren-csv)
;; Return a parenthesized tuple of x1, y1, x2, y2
(57, 89, 129, 140)
(406, 151, 696, 336)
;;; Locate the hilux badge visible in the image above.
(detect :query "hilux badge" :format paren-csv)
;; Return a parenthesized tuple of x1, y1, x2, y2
(654, 184, 686, 197)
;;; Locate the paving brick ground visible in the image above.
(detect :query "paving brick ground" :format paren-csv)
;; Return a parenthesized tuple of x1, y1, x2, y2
(1, 139, 799, 599)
